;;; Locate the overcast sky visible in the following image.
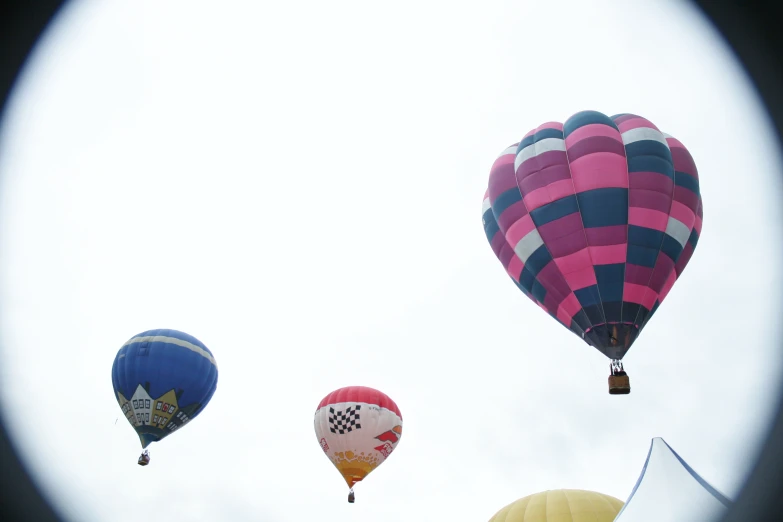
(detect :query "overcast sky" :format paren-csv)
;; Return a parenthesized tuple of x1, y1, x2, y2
(1, 0, 782, 521)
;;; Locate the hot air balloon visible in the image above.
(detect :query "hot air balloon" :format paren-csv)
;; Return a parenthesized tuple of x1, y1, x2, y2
(111, 329, 218, 465)
(314, 386, 403, 503)
(482, 111, 703, 394)
(488, 489, 624, 522)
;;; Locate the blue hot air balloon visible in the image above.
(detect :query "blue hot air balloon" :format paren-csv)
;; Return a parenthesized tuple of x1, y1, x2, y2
(111, 329, 218, 466)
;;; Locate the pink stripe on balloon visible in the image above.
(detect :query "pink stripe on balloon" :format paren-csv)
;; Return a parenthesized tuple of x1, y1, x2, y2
(506, 255, 523, 282)
(586, 225, 626, 246)
(658, 270, 677, 302)
(629, 189, 672, 213)
(523, 179, 576, 212)
(556, 307, 574, 326)
(612, 114, 637, 125)
(616, 117, 659, 133)
(570, 153, 629, 192)
(505, 214, 536, 247)
(537, 260, 575, 300)
(564, 123, 624, 148)
(536, 121, 564, 132)
(522, 186, 553, 212)
(628, 207, 668, 232)
(554, 247, 592, 274)
(564, 266, 597, 290)
(589, 244, 627, 265)
(543, 293, 562, 316)
(561, 292, 582, 316)
(623, 282, 658, 309)
(649, 254, 675, 292)
(694, 215, 703, 236)
(497, 201, 528, 232)
(623, 283, 647, 304)
(490, 231, 506, 258)
(665, 136, 684, 149)
(548, 178, 577, 201)
(674, 186, 700, 211)
(669, 200, 696, 228)
(487, 156, 518, 202)
(675, 242, 694, 276)
(557, 292, 582, 325)
(517, 153, 570, 187)
(670, 147, 698, 179)
(498, 242, 515, 268)
(624, 264, 653, 285)
(629, 171, 675, 193)
(544, 229, 588, 258)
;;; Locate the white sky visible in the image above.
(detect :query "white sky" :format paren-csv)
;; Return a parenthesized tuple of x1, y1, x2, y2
(1, 0, 782, 521)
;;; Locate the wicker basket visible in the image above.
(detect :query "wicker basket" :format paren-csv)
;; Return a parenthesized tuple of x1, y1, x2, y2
(608, 374, 631, 395)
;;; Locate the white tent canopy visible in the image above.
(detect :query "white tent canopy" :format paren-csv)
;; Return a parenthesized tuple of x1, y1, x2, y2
(614, 437, 732, 522)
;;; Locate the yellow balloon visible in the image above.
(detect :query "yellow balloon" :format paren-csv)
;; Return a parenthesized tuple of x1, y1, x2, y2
(488, 489, 624, 522)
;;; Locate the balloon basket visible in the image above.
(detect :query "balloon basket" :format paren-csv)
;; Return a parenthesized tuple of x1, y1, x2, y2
(348, 489, 355, 504)
(608, 374, 631, 395)
(138, 450, 150, 466)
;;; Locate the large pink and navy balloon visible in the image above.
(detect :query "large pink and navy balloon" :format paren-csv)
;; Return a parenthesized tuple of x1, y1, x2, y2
(482, 111, 703, 360)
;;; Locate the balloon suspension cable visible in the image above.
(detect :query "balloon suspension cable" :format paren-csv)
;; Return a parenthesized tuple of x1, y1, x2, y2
(610, 359, 624, 375)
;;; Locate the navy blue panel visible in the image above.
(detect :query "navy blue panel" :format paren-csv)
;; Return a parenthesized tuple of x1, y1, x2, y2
(577, 188, 628, 228)
(483, 210, 500, 242)
(531, 279, 547, 304)
(517, 128, 565, 154)
(602, 301, 622, 322)
(524, 245, 553, 277)
(574, 285, 601, 308)
(584, 329, 602, 349)
(530, 195, 579, 226)
(491, 188, 523, 217)
(627, 155, 674, 178)
(511, 277, 535, 301)
(628, 225, 664, 249)
(518, 134, 536, 151)
(583, 304, 604, 326)
(636, 305, 651, 327)
(622, 301, 643, 325)
(535, 128, 564, 141)
(569, 322, 583, 336)
(594, 263, 625, 303)
(625, 140, 673, 163)
(660, 234, 684, 262)
(572, 309, 591, 331)
(674, 171, 700, 195)
(563, 110, 618, 138)
(688, 228, 700, 247)
(627, 244, 659, 268)
(507, 259, 523, 280)
(519, 266, 535, 293)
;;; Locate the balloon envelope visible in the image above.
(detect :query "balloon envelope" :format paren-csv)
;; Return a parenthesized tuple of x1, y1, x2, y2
(314, 386, 403, 488)
(111, 329, 219, 449)
(483, 111, 703, 360)
(488, 489, 624, 522)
